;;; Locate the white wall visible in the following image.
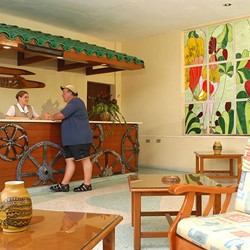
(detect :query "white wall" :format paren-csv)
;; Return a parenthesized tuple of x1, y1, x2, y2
(122, 32, 249, 172)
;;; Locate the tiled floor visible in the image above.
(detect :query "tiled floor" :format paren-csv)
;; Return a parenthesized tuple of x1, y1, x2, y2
(28, 168, 237, 250)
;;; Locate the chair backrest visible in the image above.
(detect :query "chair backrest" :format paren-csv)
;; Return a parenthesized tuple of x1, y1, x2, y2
(235, 140, 250, 214)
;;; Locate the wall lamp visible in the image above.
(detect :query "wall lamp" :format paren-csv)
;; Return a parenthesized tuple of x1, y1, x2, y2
(22, 44, 64, 58)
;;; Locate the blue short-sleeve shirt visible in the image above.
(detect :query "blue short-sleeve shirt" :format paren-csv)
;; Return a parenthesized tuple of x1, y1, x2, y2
(60, 98, 93, 146)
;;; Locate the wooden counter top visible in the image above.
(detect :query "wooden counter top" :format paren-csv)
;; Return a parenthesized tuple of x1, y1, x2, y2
(0, 119, 142, 124)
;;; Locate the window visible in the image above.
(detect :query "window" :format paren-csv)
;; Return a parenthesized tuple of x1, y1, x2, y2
(184, 18, 250, 135)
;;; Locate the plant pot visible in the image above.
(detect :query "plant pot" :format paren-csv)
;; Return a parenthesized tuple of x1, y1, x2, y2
(100, 112, 111, 121)
(0, 181, 32, 232)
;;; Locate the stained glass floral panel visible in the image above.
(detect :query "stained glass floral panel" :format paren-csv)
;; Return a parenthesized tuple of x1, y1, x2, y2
(210, 62, 234, 101)
(235, 19, 250, 58)
(236, 59, 250, 98)
(184, 29, 206, 66)
(185, 66, 207, 102)
(210, 101, 235, 134)
(236, 100, 250, 134)
(208, 23, 233, 62)
(184, 18, 250, 135)
(185, 103, 205, 134)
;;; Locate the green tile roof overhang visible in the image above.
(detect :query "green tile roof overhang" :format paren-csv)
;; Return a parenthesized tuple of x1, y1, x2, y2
(0, 23, 145, 73)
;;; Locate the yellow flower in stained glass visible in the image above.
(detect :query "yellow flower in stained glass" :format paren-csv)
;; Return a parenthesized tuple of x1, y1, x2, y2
(184, 37, 204, 65)
(185, 68, 190, 90)
(209, 68, 220, 83)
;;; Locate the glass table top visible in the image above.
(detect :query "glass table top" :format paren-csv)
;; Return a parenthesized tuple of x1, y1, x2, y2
(128, 173, 220, 190)
(0, 209, 122, 250)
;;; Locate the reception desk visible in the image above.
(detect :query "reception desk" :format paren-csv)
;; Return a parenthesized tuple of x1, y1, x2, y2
(0, 120, 140, 189)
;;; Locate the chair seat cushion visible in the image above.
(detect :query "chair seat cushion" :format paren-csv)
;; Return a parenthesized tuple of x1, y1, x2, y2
(177, 211, 250, 250)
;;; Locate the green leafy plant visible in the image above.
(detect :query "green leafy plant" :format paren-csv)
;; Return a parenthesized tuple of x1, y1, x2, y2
(88, 93, 126, 123)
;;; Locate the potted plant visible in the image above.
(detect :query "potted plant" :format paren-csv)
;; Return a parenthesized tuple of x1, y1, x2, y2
(88, 92, 126, 123)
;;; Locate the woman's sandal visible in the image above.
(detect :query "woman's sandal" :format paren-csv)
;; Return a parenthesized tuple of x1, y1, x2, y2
(73, 183, 92, 192)
(50, 183, 70, 192)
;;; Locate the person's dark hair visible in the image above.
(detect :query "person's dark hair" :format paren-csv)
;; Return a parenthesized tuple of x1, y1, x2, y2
(15, 90, 28, 100)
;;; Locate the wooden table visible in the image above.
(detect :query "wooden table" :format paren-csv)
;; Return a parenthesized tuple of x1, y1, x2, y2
(128, 173, 221, 250)
(194, 151, 243, 183)
(0, 209, 123, 250)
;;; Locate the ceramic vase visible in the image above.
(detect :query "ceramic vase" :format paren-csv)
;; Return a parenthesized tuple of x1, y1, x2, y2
(0, 181, 32, 233)
(213, 141, 222, 155)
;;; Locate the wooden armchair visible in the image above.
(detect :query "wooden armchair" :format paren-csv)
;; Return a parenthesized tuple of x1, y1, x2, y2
(167, 184, 238, 250)
(167, 140, 250, 249)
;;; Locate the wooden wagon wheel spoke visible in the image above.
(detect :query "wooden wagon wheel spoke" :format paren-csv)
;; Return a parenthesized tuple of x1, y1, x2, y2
(90, 124, 104, 156)
(92, 149, 123, 176)
(21, 172, 37, 177)
(42, 143, 48, 165)
(50, 151, 64, 167)
(121, 124, 139, 171)
(16, 141, 65, 186)
(0, 124, 28, 161)
(27, 153, 41, 169)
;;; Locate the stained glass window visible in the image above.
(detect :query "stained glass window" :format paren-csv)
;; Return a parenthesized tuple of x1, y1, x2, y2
(184, 18, 250, 135)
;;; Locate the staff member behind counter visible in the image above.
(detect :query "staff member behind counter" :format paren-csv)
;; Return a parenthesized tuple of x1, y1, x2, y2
(5, 90, 50, 120)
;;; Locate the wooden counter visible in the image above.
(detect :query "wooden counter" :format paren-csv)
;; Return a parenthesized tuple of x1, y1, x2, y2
(0, 120, 140, 189)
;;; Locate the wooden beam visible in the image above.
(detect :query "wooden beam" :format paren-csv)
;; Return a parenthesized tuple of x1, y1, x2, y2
(63, 51, 144, 71)
(57, 60, 99, 71)
(17, 52, 51, 66)
(86, 67, 123, 75)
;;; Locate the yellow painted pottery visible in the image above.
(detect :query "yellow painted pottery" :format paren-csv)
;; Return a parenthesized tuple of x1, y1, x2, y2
(213, 141, 222, 155)
(0, 181, 32, 233)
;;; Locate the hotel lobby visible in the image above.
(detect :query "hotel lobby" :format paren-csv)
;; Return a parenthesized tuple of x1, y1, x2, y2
(0, 1, 250, 249)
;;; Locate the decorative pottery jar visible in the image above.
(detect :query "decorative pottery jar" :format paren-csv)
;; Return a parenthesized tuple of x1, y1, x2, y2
(213, 141, 222, 155)
(0, 181, 32, 233)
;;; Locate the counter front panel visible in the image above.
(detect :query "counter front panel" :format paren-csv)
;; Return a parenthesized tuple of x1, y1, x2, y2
(0, 120, 139, 189)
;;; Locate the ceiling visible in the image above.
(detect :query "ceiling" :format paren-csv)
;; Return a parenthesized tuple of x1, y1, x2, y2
(0, 0, 250, 42)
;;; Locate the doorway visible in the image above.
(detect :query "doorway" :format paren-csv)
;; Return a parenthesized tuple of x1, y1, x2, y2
(87, 81, 111, 121)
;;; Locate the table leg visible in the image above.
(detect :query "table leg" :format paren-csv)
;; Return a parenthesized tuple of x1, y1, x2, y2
(195, 155, 199, 173)
(103, 229, 115, 250)
(229, 159, 233, 177)
(131, 192, 134, 226)
(200, 158, 204, 174)
(134, 192, 141, 250)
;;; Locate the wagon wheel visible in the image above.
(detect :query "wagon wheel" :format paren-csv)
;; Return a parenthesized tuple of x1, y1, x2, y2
(121, 124, 139, 171)
(90, 124, 104, 156)
(0, 123, 28, 161)
(92, 149, 123, 176)
(16, 141, 65, 186)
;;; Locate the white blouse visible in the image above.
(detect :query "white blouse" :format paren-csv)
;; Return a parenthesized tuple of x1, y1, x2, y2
(6, 103, 39, 118)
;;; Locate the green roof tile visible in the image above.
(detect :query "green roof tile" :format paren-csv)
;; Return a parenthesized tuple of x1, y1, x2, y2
(0, 23, 144, 66)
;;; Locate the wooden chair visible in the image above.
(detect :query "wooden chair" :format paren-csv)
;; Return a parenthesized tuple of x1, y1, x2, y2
(168, 141, 250, 249)
(167, 184, 238, 249)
